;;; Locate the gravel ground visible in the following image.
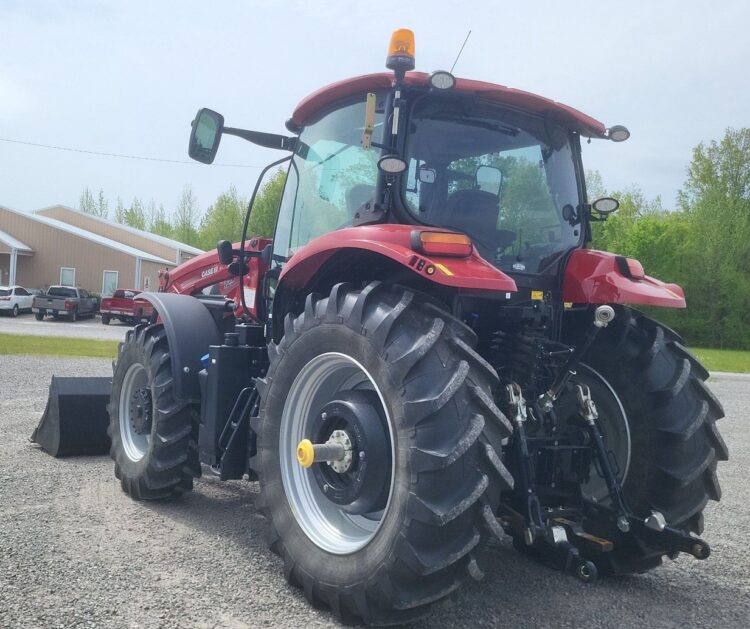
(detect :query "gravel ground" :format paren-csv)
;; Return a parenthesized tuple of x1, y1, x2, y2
(0, 356, 747, 628)
(0, 312, 129, 341)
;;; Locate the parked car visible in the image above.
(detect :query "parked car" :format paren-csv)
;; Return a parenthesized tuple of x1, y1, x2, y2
(99, 289, 152, 325)
(0, 285, 35, 317)
(33, 286, 98, 322)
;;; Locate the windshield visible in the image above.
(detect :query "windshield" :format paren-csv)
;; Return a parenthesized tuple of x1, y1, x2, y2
(403, 95, 582, 274)
(273, 95, 386, 260)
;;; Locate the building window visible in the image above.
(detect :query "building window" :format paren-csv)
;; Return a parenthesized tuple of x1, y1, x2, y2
(60, 267, 76, 286)
(143, 276, 151, 290)
(102, 270, 119, 296)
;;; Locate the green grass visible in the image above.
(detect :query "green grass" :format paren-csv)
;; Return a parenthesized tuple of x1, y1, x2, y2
(691, 347, 750, 373)
(0, 332, 746, 373)
(0, 333, 118, 358)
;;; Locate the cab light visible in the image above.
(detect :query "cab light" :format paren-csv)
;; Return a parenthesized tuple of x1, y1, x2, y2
(413, 231, 473, 257)
(616, 256, 645, 280)
(386, 28, 415, 72)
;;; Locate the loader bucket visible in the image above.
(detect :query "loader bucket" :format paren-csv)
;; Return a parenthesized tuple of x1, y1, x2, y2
(31, 376, 112, 457)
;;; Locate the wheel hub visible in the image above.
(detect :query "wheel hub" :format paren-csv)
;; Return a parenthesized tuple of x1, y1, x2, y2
(129, 388, 152, 435)
(305, 391, 390, 515)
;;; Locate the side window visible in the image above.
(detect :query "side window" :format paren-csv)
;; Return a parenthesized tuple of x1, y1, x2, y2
(80, 289, 90, 299)
(273, 95, 385, 261)
(16, 288, 29, 296)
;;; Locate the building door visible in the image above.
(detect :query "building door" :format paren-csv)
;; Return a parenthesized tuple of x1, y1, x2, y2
(102, 270, 118, 296)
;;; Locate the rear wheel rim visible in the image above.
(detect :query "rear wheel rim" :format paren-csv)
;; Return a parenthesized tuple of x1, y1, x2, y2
(279, 352, 394, 555)
(569, 364, 630, 503)
(119, 363, 152, 462)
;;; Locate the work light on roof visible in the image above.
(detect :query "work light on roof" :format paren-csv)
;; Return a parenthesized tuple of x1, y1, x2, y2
(428, 70, 456, 90)
(608, 125, 631, 142)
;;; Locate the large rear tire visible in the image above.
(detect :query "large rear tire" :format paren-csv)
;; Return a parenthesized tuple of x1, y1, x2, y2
(108, 324, 201, 500)
(255, 282, 513, 625)
(577, 307, 728, 573)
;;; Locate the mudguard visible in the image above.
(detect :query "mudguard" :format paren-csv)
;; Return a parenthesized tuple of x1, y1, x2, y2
(137, 292, 222, 402)
(562, 249, 686, 308)
(277, 225, 517, 292)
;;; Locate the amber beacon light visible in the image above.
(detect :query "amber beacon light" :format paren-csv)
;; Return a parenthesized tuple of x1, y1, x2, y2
(386, 28, 415, 72)
(413, 231, 473, 257)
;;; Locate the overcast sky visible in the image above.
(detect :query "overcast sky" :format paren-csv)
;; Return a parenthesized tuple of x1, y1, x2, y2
(2, 0, 748, 217)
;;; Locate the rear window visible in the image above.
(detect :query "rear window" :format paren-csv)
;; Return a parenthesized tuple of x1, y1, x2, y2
(0, 289, 10, 297)
(47, 287, 77, 298)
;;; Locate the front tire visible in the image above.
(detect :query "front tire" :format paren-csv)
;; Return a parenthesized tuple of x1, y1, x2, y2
(11, 304, 18, 318)
(255, 282, 513, 625)
(35, 311, 44, 321)
(101, 314, 110, 325)
(108, 324, 201, 500)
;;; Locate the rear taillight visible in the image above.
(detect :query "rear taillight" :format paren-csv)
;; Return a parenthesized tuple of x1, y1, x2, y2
(64, 300, 73, 309)
(412, 230, 473, 257)
(616, 256, 645, 280)
(0, 297, 9, 301)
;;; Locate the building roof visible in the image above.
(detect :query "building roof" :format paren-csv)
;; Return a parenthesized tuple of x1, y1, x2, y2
(0, 227, 33, 252)
(35, 205, 204, 255)
(0, 205, 173, 265)
(291, 72, 607, 138)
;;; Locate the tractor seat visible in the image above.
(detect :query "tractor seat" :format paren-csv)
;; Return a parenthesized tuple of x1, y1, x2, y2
(445, 189, 515, 260)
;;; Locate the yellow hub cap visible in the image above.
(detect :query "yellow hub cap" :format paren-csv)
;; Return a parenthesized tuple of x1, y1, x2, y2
(296, 439, 315, 468)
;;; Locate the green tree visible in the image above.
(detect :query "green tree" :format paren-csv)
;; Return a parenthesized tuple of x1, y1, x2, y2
(247, 169, 286, 238)
(148, 200, 173, 237)
(96, 189, 108, 218)
(123, 198, 147, 230)
(173, 185, 201, 246)
(199, 185, 246, 249)
(114, 196, 127, 223)
(676, 128, 750, 348)
(79, 187, 96, 214)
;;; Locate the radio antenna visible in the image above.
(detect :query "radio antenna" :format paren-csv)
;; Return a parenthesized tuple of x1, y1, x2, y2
(450, 30, 472, 74)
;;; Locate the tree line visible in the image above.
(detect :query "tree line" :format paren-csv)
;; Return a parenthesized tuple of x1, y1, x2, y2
(80, 128, 749, 350)
(588, 128, 750, 350)
(78, 170, 285, 252)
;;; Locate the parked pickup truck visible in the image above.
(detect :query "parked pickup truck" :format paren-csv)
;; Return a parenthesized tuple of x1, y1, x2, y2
(33, 286, 98, 322)
(100, 289, 152, 325)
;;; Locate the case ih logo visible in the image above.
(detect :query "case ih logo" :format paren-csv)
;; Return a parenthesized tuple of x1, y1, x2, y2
(201, 265, 219, 279)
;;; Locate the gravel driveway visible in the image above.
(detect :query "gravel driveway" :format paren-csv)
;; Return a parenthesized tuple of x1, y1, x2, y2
(0, 312, 129, 341)
(0, 356, 747, 628)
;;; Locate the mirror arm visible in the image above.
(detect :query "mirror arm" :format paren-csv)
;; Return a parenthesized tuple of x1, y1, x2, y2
(223, 127, 297, 151)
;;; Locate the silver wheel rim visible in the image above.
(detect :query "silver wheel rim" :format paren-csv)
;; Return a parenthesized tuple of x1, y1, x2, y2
(576, 364, 631, 502)
(119, 363, 151, 462)
(279, 352, 394, 555)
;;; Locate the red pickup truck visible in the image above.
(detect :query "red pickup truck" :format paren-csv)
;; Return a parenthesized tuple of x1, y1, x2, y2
(99, 289, 152, 325)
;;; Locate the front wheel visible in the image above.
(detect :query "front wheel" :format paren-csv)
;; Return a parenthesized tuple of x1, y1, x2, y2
(11, 304, 18, 318)
(101, 314, 110, 325)
(35, 311, 44, 321)
(108, 324, 201, 499)
(255, 282, 513, 625)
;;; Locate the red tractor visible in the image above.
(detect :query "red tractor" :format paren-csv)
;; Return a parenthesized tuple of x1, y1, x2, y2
(107, 30, 726, 624)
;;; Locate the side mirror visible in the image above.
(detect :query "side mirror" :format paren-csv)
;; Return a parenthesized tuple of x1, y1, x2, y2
(189, 108, 224, 164)
(217, 240, 234, 265)
(476, 165, 503, 196)
(592, 197, 620, 215)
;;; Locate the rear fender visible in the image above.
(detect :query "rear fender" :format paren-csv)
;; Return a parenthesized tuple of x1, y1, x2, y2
(136, 293, 222, 403)
(274, 225, 517, 338)
(277, 225, 517, 291)
(562, 249, 686, 308)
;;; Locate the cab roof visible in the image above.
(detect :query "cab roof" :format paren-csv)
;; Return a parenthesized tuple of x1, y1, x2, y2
(291, 72, 607, 138)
